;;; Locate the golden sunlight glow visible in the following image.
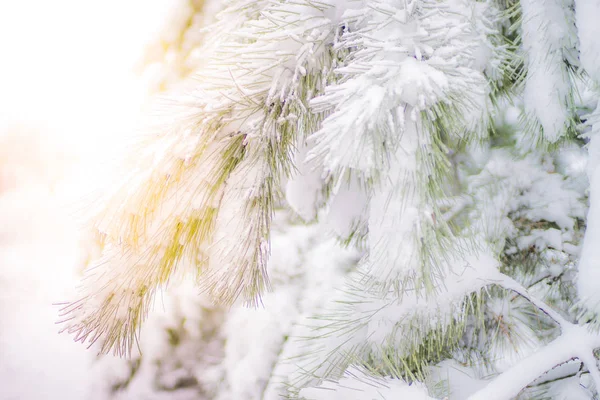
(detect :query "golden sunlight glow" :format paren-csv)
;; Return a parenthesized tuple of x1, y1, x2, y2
(0, 1, 176, 279)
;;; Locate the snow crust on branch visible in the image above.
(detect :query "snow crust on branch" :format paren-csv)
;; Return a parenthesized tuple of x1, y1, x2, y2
(308, 0, 489, 175)
(520, 0, 578, 142)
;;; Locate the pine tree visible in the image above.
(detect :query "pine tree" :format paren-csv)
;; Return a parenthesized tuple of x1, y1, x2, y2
(63, 0, 600, 398)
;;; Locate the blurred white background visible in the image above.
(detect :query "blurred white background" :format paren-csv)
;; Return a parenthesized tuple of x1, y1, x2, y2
(0, 2, 173, 399)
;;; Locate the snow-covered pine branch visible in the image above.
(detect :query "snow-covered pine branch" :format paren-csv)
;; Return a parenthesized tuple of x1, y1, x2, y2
(62, 0, 340, 355)
(518, 0, 580, 143)
(56, 0, 600, 399)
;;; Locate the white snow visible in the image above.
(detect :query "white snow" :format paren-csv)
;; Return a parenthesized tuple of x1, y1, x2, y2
(2, 1, 600, 400)
(428, 359, 488, 399)
(285, 143, 325, 222)
(0, 130, 94, 400)
(520, 0, 576, 142)
(575, 0, 600, 83)
(299, 366, 435, 400)
(575, 0, 600, 316)
(469, 324, 600, 400)
(577, 126, 600, 310)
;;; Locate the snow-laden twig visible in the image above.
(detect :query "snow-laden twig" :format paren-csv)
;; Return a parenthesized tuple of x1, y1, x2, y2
(520, 0, 578, 142)
(468, 325, 600, 400)
(495, 272, 572, 329)
(578, 350, 600, 393)
(462, 264, 600, 400)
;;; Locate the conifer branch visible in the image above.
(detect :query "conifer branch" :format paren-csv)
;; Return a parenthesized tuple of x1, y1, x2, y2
(495, 272, 572, 329)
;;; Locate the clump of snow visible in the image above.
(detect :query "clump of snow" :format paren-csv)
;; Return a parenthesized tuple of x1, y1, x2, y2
(285, 143, 325, 222)
(465, 148, 587, 254)
(309, 0, 488, 174)
(520, 0, 577, 142)
(575, 0, 600, 83)
(323, 174, 369, 240)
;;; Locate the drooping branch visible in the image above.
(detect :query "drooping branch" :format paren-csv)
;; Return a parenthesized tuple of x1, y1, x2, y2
(494, 272, 572, 329)
(578, 350, 600, 392)
(468, 325, 600, 400)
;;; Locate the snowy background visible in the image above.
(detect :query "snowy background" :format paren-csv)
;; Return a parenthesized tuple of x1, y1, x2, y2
(0, 2, 178, 399)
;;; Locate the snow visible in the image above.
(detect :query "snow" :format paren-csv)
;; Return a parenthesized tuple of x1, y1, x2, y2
(547, 375, 594, 400)
(285, 143, 324, 222)
(469, 324, 600, 400)
(575, 0, 600, 83)
(577, 130, 600, 311)
(0, 130, 94, 400)
(88, 281, 226, 400)
(202, 150, 271, 305)
(576, 0, 600, 316)
(308, 0, 488, 174)
(466, 149, 586, 254)
(576, 0, 600, 306)
(428, 359, 488, 399)
(2, 1, 600, 400)
(299, 366, 435, 400)
(367, 120, 422, 282)
(324, 174, 369, 240)
(517, 228, 563, 251)
(84, 214, 359, 400)
(520, 0, 576, 142)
